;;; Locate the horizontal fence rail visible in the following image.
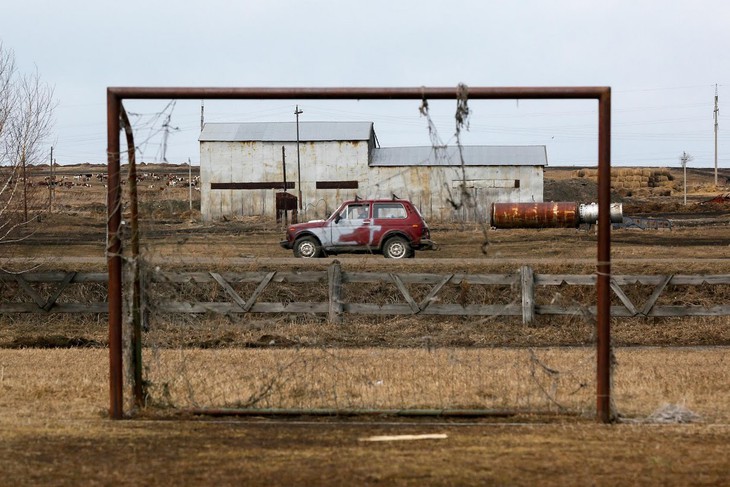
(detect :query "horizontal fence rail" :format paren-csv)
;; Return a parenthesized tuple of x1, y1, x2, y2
(1, 264, 729, 322)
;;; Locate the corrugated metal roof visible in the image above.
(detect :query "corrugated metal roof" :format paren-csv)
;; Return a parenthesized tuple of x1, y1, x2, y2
(199, 121, 374, 142)
(370, 145, 547, 167)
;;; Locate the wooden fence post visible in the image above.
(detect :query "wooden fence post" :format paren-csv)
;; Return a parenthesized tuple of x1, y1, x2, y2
(521, 265, 535, 325)
(328, 260, 343, 324)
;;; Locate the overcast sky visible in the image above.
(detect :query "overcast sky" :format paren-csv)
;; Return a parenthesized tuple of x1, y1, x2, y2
(2, 0, 727, 167)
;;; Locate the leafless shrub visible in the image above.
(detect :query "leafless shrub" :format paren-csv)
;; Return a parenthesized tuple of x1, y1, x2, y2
(0, 42, 56, 251)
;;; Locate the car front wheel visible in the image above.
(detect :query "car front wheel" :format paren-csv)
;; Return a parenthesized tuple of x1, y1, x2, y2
(383, 236, 412, 259)
(293, 236, 322, 258)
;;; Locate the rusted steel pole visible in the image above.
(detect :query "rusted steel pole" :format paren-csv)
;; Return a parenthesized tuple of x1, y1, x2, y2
(106, 90, 124, 419)
(120, 106, 144, 409)
(107, 86, 609, 101)
(183, 408, 518, 418)
(596, 89, 612, 423)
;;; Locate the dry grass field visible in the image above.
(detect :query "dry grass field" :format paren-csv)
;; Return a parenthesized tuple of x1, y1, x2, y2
(1, 164, 729, 485)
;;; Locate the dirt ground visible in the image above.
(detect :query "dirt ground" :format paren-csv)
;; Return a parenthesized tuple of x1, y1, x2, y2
(1, 165, 729, 485)
(0, 349, 728, 486)
(2, 418, 728, 486)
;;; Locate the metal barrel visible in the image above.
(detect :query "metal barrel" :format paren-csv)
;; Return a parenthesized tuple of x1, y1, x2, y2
(491, 202, 579, 228)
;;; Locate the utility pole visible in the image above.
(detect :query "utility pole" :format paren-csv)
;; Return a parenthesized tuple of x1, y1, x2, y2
(49, 146, 54, 214)
(160, 101, 178, 163)
(714, 84, 719, 187)
(188, 157, 193, 213)
(200, 100, 205, 132)
(282, 145, 287, 192)
(161, 113, 171, 163)
(680, 151, 691, 206)
(295, 105, 303, 212)
(282, 146, 288, 226)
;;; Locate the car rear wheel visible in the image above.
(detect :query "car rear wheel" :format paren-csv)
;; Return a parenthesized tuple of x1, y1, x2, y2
(383, 236, 412, 259)
(293, 236, 322, 258)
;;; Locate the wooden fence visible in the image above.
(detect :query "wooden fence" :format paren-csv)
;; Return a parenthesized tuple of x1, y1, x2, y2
(0, 271, 107, 313)
(2, 263, 729, 323)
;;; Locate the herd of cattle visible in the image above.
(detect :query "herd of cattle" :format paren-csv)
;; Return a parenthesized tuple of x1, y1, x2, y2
(21, 172, 200, 190)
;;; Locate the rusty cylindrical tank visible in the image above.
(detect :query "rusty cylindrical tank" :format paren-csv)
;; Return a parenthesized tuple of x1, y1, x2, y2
(491, 202, 579, 228)
(491, 202, 623, 228)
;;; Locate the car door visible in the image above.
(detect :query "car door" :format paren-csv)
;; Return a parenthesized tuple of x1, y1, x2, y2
(330, 203, 372, 248)
(371, 202, 408, 246)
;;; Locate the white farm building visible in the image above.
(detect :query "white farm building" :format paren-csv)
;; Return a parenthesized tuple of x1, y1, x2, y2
(199, 121, 547, 222)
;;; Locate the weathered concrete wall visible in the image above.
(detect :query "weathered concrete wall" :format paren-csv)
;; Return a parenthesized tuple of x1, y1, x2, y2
(201, 140, 369, 221)
(201, 141, 543, 223)
(365, 165, 543, 222)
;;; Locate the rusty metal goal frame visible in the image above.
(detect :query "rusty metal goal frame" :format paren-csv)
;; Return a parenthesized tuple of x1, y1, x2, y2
(106, 86, 612, 421)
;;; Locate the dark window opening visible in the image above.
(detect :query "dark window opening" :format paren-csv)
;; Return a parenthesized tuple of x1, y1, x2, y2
(316, 180, 359, 189)
(211, 182, 294, 190)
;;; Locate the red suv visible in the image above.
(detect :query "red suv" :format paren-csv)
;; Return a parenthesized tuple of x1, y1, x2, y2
(280, 198, 436, 259)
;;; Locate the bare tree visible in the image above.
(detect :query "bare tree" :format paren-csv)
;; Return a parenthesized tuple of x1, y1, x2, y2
(0, 42, 56, 244)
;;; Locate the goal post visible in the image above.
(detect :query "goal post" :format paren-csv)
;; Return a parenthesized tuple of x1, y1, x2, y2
(106, 86, 612, 421)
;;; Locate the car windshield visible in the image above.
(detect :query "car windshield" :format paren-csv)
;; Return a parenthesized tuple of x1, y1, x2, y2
(328, 204, 347, 220)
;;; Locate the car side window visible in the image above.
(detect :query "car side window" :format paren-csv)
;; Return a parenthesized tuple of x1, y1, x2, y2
(374, 203, 407, 219)
(345, 204, 369, 220)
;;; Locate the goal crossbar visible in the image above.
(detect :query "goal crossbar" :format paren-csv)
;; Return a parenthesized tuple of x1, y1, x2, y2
(105, 86, 612, 421)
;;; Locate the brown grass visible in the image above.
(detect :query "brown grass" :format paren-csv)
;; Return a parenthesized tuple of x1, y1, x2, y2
(136, 347, 728, 422)
(2, 347, 727, 422)
(3, 311, 728, 351)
